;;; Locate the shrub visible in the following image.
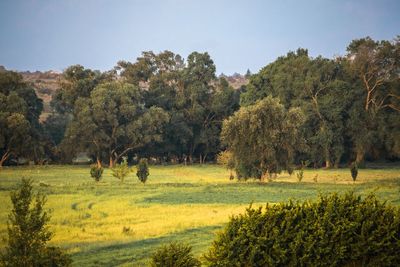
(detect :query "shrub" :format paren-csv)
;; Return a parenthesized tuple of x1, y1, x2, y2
(150, 242, 201, 267)
(296, 169, 304, 182)
(287, 165, 294, 176)
(216, 150, 236, 180)
(350, 161, 358, 182)
(90, 164, 104, 182)
(1, 179, 72, 266)
(296, 160, 308, 182)
(204, 192, 400, 266)
(235, 162, 262, 181)
(112, 157, 131, 183)
(136, 158, 149, 184)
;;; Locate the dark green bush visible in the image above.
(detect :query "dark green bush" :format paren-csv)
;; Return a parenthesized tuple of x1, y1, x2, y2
(235, 162, 262, 180)
(150, 242, 201, 267)
(350, 161, 358, 182)
(90, 164, 104, 182)
(204, 192, 400, 266)
(136, 158, 149, 184)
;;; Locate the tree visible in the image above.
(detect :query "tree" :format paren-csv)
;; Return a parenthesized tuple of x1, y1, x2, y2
(90, 164, 104, 182)
(136, 158, 149, 184)
(52, 65, 115, 114)
(346, 36, 400, 113)
(240, 49, 350, 168)
(221, 96, 305, 180)
(350, 162, 358, 182)
(345, 36, 400, 163)
(0, 70, 43, 167)
(62, 81, 169, 167)
(1, 179, 71, 266)
(111, 157, 131, 183)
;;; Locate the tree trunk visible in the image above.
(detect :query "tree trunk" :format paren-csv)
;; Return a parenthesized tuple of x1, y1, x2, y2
(109, 157, 115, 168)
(325, 160, 332, 169)
(97, 158, 102, 168)
(199, 154, 203, 165)
(356, 150, 365, 165)
(0, 151, 10, 168)
(334, 160, 340, 168)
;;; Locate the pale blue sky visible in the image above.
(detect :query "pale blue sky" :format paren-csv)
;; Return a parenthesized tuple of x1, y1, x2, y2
(0, 0, 399, 74)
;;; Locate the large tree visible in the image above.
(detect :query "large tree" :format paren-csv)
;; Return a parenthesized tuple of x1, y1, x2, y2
(62, 81, 169, 167)
(345, 36, 400, 163)
(221, 96, 305, 180)
(117, 51, 239, 163)
(240, 49, 349, 167)
(0, 70, 43, 166)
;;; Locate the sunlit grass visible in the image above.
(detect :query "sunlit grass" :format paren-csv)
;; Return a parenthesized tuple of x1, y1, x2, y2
(0, 164, 399, 266)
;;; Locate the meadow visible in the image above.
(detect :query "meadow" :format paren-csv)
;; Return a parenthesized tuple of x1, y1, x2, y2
(0, 164, 399, 266)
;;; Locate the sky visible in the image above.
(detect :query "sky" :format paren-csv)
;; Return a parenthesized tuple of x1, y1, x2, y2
(0, 0, 399, 75)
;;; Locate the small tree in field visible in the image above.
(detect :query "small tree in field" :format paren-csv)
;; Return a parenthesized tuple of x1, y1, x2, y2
(112, 157, 131, 183)
(350, 161, 358, 182)
(136, 158, 149, 184)
(90, 164, 104, 182)
(296, 160, 309, 183)
(217, 150, 235, 180)
(1, 179, 71, 266)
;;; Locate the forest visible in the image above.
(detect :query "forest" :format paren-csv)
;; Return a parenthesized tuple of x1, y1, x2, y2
(1, 36, 399, 175)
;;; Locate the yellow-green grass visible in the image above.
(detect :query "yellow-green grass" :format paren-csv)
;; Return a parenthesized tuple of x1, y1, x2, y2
(0, 165, 399, 266)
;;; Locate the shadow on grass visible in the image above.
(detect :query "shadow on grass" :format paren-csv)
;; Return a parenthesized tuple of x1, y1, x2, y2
(71, 225, 221, 267)
(140, 182, 362, 205)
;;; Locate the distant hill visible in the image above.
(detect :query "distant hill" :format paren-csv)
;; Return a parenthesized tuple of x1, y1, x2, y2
(219, 73, 248, 89)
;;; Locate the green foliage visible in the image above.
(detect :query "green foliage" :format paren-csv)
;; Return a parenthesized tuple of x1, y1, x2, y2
(296, 169, 304, 182)
(287, 165, 294, 176)
(150, 242, 201, 267)
(221, 96, 305, 179)
(0, 70, 43, 166)
(62, 81, 169, 167)
(350, 161, 358, 182)
(136, 158, 149, 184)
(296, 160, 309, 182)
(111, 157, 131, 183)
(1, 178, 71, 266)
(217, 150, 235, 179)
(90, 164, 104, 182)
(204, 192, 400, 266)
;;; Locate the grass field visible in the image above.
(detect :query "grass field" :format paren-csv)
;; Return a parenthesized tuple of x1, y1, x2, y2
(0, 164, 399, 266)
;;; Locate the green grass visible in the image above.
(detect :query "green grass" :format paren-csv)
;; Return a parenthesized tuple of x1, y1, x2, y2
(0, 164, 399, 266)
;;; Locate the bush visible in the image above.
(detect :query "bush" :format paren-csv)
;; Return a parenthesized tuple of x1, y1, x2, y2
(217, 150, 235, 180)
(136, 158, 149, 184)
(204, 192, 400, 266)
(296, 160, 308, 183)
(350, 161, 358, 182)
(1, 179, 72, 266)
(235, 162, 262, 180)
(150, 242, 201, 267)
(90, 164, 104, 182)
(296, 169, 304, 182)
(111, 157, 131, 183)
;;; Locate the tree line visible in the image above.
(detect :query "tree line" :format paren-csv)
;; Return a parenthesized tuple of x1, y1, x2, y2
(1, 36, 399, 168)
